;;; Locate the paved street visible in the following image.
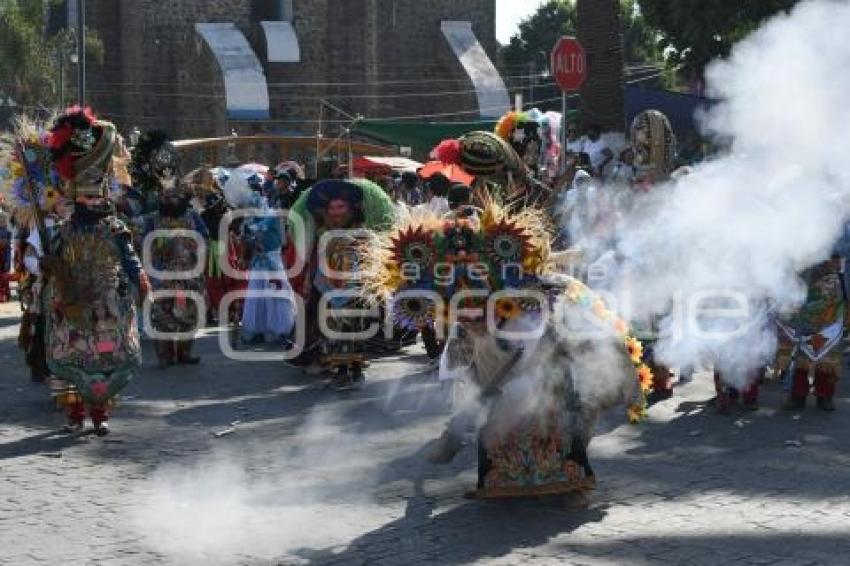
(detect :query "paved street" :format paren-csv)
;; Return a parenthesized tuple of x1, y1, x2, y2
(2, 302, 850, 566)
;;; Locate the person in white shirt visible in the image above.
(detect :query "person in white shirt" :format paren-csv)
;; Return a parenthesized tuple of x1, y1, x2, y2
(413, 173, 450, 218)
(583, 125, 614, 178)
(564, 122, 585, 154)
(608, 147, 637, 186)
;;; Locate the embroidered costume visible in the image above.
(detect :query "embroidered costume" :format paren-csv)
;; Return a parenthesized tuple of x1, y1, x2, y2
(359, 199, 648, 499)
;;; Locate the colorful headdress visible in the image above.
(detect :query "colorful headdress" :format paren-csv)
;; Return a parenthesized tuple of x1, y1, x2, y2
(130, 129, 181, 194)
(305, 180, 363, 215)
(630, 109, 677, 180)
(288, 178, 395, 264)
(0, 114, 64, 225)
(495, 110, 543, 171)
(360, 201, 550, 329)
(431, 131, 528, 184)
(47, 106, 117, 198)
(361, 201, 652, 421)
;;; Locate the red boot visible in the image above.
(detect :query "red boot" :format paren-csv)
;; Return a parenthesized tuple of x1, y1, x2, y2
(90, 404, 110, 436)
(784, 367, 809, 410)
(741, 381, 759, 411)
(64, 401, 85, 433)
(814, 367, 837, 411)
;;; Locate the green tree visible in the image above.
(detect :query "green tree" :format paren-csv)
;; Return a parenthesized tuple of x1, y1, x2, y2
(501, 0, 663, 72)
(621, 0, 662, 64)
(639, 0, 799, 76)
(501, 1, 578, 74)
(0, 0, 102, 108)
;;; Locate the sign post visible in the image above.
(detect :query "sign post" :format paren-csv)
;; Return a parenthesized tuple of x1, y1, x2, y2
(550, 36, 587, 175)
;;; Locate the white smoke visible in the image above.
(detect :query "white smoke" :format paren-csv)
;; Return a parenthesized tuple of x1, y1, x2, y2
(129, 408, 391, 564)
(606, 0, 850, 387)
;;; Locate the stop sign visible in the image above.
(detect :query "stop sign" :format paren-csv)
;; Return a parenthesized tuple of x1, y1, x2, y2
(551, 36, 587, 91)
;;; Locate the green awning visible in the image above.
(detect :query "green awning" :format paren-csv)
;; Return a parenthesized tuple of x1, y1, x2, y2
(353, 112, 581, 156)
(353, 120, 496, 155)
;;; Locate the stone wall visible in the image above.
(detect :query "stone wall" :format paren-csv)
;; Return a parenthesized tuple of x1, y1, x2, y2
(83, 0, 501, 148)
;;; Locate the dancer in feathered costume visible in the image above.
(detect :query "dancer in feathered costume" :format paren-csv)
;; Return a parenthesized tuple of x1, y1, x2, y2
(627, 110, 678, 404)
(41, 106, 149, 434)
(1, 115, 73, 385)
(287, 178, 394, 389)
(359, 199, 648, 499)
(128, 130, 173, 216)
(776, 255, 847, 411)
(135, 138, 208, 368)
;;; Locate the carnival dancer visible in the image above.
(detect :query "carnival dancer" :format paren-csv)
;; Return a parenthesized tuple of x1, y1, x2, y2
(200, 190, 234, 324)
(138, 149, 209, 369)
(227, 174, 295, 345)
(776, 255, 846, 411)
(714, 369, 762, 413)
(128, 130, 173, 217)
(1, 115, 71, 384)
(131, 134, 207, 366)
(360, 200, 649, 499)
(287, 178, 394, 389)
(626, 110, 678, 404)
(41, 106, 149, 434)
(0, 212, 11, 302)
(18, 196, 73, 386)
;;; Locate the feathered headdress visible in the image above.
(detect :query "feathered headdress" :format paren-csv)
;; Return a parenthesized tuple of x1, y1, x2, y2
(359, 200, 651, 422)
(0, 114, 64, 226)
(287, 178, 395, 264)
(47, 105, 97, 180)
(130, 129, 180, 193)
(46, 105, 117, 197)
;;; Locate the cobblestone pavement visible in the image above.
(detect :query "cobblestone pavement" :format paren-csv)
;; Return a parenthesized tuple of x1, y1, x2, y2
(2, 302, 850, 566)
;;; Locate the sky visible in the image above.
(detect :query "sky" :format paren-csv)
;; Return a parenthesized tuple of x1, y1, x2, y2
(496, 0, 547, 45)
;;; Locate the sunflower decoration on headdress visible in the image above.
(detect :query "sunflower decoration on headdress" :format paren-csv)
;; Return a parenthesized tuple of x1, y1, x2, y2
(360, 199, 551, 327)
(0, 114, 64, 225)
(390, 224, 435, 272)
(391, 290, 440, 331)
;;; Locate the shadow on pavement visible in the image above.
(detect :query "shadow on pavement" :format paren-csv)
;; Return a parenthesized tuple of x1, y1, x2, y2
(290, 440, 609, 565)
(0, 429, 92, 460)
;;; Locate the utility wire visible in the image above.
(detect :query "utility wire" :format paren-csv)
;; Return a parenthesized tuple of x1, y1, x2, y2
(2, 71, 665, 126)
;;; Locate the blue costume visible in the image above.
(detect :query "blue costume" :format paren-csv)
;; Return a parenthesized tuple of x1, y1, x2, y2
(240, 195, 295, 343)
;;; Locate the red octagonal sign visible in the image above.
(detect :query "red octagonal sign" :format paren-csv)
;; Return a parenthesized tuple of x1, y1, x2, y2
(551, 36, 587, 92)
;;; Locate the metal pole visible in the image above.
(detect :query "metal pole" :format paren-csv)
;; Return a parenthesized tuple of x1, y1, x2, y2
(561, 92, 567, 175)
(76, 0, 85, 105)
(58, 50, 65, 109)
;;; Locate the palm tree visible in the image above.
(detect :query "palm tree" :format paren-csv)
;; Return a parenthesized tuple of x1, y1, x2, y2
(576, 0, 625, 131)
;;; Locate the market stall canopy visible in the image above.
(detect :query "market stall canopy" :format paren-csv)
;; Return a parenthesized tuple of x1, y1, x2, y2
(352, 156, 423, 176)
(418, 161, 475, 185)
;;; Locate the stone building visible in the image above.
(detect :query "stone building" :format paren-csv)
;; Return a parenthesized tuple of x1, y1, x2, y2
(70, 0, 508, 147)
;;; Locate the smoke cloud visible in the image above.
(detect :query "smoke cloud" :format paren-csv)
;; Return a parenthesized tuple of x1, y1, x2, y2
(592, 0, 850, 386)
(129, 408, 392, 564)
